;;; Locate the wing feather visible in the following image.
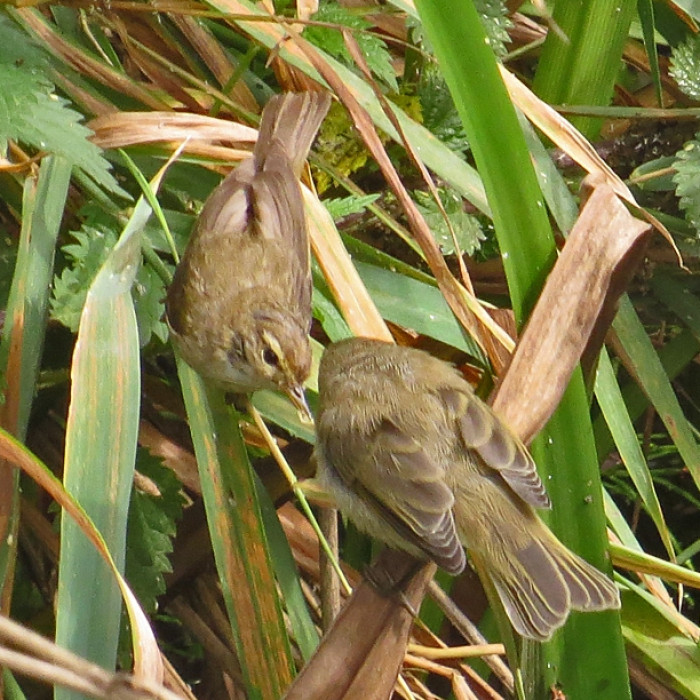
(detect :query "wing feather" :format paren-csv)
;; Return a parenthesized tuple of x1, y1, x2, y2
(326, 419, 466, 575)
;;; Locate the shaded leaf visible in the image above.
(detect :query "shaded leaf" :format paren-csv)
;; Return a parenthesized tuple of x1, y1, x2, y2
(51, 226, 118, 331)
(414, 187, 484, 255)
(324, 193, 380, 220)
(671, 34, 700, 101)
(126, 449, 185, 614)
(418, 65, 470, 152)
(673, 135, 700, 234)
(305, 4, 397, 92)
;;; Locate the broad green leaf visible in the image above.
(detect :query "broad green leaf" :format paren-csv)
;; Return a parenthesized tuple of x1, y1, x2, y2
(413, 2, 629, 697)
(533, 0, 637, 138)
(56, 188, 142, 694)
(354, 261, 485, 359)
(177, 367, 295, 699)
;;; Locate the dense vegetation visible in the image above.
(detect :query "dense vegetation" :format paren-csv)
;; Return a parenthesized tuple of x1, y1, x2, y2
(1, 0, 700, 698)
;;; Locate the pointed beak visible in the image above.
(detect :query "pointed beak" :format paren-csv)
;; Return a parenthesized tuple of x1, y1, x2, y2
(287, 384, 313, 424)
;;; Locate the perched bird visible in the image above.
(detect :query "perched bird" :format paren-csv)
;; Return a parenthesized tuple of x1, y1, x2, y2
(314, 337, 620, 641)
(166, 92, 331, 417)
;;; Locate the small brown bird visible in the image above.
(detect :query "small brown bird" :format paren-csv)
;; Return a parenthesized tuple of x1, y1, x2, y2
(166, 92, 331, 417)
(314, 337, 620, 641)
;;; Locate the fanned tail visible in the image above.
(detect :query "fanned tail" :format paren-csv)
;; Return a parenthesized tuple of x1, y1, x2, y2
(456, 475, 620, 641)
(487, 531, 620, 641)
(254, 92, 331, 176)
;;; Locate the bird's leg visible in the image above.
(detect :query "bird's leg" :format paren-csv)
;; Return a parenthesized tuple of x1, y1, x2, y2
(363, 553, 426, 618)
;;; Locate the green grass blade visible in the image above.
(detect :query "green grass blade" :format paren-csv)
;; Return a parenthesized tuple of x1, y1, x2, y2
(637, 0, 664, 107)
(533, 0, 637, 138)
(0, 156, 71, 602)
(595, 348, 674, 558)
(528, 379, 629, 699)
(621, 584, 700, 698)
(56, 191, 142, 693)
(594, 328, 700, 459)
(414, 0, 554, 320)
(256, 477, 319, 662)
(413, 2, 629, 696)
(176, 362, 295, 699)
(613, 295, 700, 490)
(0, 156, 71, 437)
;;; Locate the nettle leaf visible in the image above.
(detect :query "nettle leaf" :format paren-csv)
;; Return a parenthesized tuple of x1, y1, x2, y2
(52, 225, 167, 345)
(126, 449, 185, 614)
(671, 35, 700, 101)
(133, 263, 169, 346)
(0, 14, 51, 70)
(0, 15, 123, 193)
(673, 136, 700, 235)
(305, 4, 397, 92)
(51, 226, 118, 331)
(414, 188, 484, 255)
(418, 65, 470, 153)
(324, 193, 380, 220)
(474, 0, 512, 58)
(0, 61, 124, 196)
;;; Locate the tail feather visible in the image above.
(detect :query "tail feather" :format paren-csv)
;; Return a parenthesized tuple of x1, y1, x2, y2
(489, 539, 570, 641)
(550, 542, 621, 612)
(483, 532, 620, 641)
(494, 574, 564, 641)
(254, 92, 331, 175)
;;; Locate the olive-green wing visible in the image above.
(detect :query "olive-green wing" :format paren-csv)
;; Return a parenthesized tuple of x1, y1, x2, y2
(325, 417, 466, 575)
(439, 386, 551, 509)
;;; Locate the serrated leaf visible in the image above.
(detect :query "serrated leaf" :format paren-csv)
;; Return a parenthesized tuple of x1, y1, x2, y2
(125, 449, 185, 614)
(323, 193, 380, 219)
(52, 225, 167, 344)
(414, 187, 484, 255)
(418, 65, 470, 152)
(133, 263, 168, 346)
(305, 4, 397, 91)
(0, 36, 124, 196)
(51, 226, 118, 331)
(673, 136, 700, 235)
(670, 34, 700, 101)
(474, 0, 512, 58)
(0, 13, 51, 70)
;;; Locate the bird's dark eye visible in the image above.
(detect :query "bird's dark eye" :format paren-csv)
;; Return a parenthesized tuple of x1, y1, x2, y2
(262, 347, 280, 367)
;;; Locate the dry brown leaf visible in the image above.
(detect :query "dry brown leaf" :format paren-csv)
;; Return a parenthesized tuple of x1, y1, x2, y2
(170, 14, 259, 112)
(492, 181, 651, 441)
(89, 111, 256, 150)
